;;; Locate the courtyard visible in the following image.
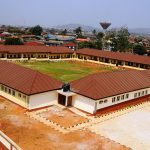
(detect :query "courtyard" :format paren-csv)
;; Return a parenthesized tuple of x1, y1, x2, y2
(36, 106, 88, 128)
(0, 97, 129, 150)
(89, 100, 150, 150)
(16, 60, 119, 82)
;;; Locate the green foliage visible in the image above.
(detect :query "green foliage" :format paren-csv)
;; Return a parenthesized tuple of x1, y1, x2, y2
(5, 38, 24, 45)
(7, 26, 25, 35)
(92, 29, 96, 35)
(107, 27, 130, 52)
(78, 41, 94, 49)
(96, 32, 104, 39)
(133, 44, 146, 55)
(78, 31, 103, 49)
(61, 29, 67, 35)
(74, 27, 83, 38)
(30, 25, 43, 36)
(78, 40, 102, 50)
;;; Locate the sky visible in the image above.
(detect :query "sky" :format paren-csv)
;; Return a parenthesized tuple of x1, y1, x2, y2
(0, 0, 150, 28)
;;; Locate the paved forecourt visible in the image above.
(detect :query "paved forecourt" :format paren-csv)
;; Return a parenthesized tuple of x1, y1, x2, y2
(88, 100, 150, 150)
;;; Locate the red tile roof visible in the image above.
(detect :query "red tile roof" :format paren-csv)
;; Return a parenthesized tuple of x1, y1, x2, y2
(0, 45, 73, 54)
(0, 61, 63, 95)
(70, 70, 150, 100)
(76, 38, 90, 42)
(25, 41, 44, 46)
(63, 42, 77, 47)
(0, 34, 6, 38)
(76, 48, 150, 65)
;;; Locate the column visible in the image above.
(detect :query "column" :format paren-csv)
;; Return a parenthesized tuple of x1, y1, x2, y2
(21, 54, 23, 59)
(65, 96, 68, 106)
(5, 53, 7, 59)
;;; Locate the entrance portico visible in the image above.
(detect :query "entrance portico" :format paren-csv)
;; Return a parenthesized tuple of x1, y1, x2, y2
(57, 89, 76, 107)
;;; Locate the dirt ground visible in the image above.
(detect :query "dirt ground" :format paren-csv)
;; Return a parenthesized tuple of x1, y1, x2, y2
(38, 106, 88, 128)
(0, 97, 130, 150)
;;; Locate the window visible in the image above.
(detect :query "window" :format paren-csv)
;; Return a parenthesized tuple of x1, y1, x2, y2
(121, 95, 125, 100)
(126, 94, 129, 99)
(138, 92, 141, 97)
(134, 93, 137, 98)
(99, 100, 103, 104)
(18, 93, 21, 97)
(8, 89, 11, 94)
(145, 90, 148, 95)
(112, 97, 116, 103)
(12, 91, 15, 96)
(117, 96, 120, 101)
(23, 95, 26, 99)
(1, 85, 4, 91)
(104, 99, 108, 103)
(4, 87, 7, 92)
(142, 91, 144, 96)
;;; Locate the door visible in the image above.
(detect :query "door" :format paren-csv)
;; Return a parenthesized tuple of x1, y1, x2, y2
(58, 94, 66, 106)
(67, 96, 72, 107)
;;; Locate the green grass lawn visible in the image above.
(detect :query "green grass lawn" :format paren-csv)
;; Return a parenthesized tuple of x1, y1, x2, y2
(16, 61, 118, 83)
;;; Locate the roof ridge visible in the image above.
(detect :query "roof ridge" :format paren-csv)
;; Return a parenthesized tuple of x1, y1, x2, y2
(29, 71, 39, 94)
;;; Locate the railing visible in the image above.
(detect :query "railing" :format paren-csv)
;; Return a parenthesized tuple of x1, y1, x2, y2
(0, 131, 22, 150)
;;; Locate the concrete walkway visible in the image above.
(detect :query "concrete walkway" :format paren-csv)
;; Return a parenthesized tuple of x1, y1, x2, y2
(88, 101, 150, 150)
(25, 100, 150, 134)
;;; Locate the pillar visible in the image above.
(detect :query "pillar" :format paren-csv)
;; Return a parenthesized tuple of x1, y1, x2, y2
(5, 53, 7, 59)
(65, 96, 68, 106)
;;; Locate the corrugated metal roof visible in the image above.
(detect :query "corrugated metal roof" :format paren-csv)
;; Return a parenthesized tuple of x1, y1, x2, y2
(70, 70, 150, 100)
(76, 48, 150, 65)
(0, 61, 63, 95)
(0, 45, 73, 54)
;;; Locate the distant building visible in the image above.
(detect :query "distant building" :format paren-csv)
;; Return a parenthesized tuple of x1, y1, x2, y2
(63, 42, 77, 50)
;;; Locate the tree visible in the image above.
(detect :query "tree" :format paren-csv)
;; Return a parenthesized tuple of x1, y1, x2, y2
(95, 32, 104, 49)
(78, 41, 94, 49)
(5, 38, 24, 45)
(7, 26, 25, 35)
(107, 27, 130, 52)
(61, 29, 67, 35)
(92, 29, 96, 35)
(30, 25, 43, 36)
(117, 27, 130, 52)
(96, 32, 104, 39)
(74, 27, 82, 38)
(133, 44, 146, 55)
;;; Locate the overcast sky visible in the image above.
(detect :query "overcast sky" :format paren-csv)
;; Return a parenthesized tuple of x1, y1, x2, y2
(0, 0, 150, 28)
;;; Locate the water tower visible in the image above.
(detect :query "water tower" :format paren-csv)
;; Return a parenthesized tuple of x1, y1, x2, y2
(100, 22, 111, 50)
(100, 22, 111, 31)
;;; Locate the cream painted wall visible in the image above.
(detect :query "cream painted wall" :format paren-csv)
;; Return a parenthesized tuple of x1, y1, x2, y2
(0, 84, 28, 108)
(29, 91, 58, 110)
(72, 95, 95, 114)
(96, 88, 150, 110)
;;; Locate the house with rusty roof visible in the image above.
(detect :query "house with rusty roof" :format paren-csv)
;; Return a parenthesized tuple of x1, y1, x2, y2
(0, 45, 74, 60)
(0, 61, 63, 109)
(76, 48, 150, 69)
(0, 46, 149, 69)
(0, 61, 149, 113)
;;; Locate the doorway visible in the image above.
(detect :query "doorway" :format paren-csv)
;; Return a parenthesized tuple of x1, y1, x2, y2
(58, 94, 66, 106)
(67, 96, 72, 107)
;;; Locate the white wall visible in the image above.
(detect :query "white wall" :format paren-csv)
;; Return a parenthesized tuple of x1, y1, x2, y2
(96, 88, 150, 110)
(72, 95, 95, 114)
(29, 91, 58, 110)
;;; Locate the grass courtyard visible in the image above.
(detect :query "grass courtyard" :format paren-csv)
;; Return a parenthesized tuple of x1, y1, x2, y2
(16, 60, 119, 82)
